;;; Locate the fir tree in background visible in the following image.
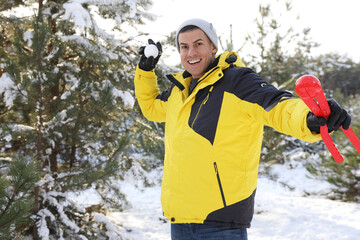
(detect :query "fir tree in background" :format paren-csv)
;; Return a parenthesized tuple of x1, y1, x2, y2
(0, 0, 166, 238)
(313, 53, 360, 98)
(243, 1, 319, 86)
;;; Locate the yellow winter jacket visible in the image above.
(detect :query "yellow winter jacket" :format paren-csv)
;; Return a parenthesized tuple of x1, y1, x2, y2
(134, 51, 321, 228)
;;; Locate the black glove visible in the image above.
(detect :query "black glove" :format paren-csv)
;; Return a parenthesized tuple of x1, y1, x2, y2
(138, 39, 162, 71)
(307, 99, 351, 133)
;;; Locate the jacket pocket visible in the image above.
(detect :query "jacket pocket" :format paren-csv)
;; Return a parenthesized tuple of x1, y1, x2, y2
(213, 162, 227, 207)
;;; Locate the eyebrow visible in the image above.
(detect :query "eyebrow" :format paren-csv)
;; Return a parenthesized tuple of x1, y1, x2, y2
(179, 38, 204, 46)
(193, 38, 204, 43)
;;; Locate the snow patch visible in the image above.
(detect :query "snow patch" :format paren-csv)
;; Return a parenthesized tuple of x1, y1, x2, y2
(0, 73, 17, 107)
(269, 161, 332, 195)
(12, 124, 34, 131)
(23, 30, 33, 46)
(93, 213, 127, 239)
(112, 88, 135, 108)
(62, 0, 92, 32)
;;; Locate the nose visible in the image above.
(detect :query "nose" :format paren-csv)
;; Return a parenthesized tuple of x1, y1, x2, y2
(188, 46, 197, 57)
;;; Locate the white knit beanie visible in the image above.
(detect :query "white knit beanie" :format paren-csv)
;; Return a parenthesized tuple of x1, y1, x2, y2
(175, 18, 218, 52)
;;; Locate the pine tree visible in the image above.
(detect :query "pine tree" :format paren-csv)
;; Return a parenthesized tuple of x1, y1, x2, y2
(1, 0, 165, 238)
(313, 53, 360, 97)
(0, 156, 40, 239)
(243, 0, 319, 86)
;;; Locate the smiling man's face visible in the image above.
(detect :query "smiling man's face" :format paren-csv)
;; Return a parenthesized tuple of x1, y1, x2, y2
(178, 28, 217, 79)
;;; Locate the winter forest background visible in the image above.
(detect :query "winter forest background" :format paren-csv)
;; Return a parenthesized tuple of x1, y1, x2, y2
(0, 0, 359, 239)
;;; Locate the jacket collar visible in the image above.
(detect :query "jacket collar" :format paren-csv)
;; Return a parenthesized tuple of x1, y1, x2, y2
(167, 51, 245, 92)
(182, 56, 220, 79)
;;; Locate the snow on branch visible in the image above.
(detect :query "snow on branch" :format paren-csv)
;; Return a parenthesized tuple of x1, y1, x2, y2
(62, 0, 92, 33)
(0, 73, 17, 107)
(102, 80, 135, 108)
(39, 190, 80, 233)
(34, 208, 55, 240)
(60, 35, 118, 60)
(93, 212, 126, 239)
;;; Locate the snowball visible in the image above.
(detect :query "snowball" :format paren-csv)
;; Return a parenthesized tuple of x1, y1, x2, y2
(144, 44, 159, 58)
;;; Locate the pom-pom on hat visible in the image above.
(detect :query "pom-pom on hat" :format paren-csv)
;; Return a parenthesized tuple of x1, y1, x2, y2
(176, 18, 218, 52)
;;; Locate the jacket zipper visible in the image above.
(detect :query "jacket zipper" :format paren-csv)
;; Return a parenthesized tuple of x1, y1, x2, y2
(190, 86, 214, 129)
(213, 162, 227, 207)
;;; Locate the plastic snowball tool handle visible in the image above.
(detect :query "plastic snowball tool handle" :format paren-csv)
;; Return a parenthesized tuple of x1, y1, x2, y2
(295, 75, 360, 163)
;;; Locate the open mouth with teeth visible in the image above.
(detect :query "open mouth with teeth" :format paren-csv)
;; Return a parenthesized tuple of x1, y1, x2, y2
(188, 59, 201, 65)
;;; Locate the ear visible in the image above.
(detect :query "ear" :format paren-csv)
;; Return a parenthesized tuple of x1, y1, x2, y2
(211, 43, 217, 55)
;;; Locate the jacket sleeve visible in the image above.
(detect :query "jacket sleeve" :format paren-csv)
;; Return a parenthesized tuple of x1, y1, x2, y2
(134, 65, 167, 122)
(262, 97, 322, 143)
(230, 67, 322, 143)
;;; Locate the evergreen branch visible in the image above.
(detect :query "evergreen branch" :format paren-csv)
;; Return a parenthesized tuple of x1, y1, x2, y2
(0, 0, 25, 12)
(57, 148, 122, 192)
(0, 178, 29, 220)
(0, 208, 22, 228)
(69, 106, 83, 168)
(34, 54, 48, 164)
(14, 81, 34, 101)
(0, 107, 10, 116)
(0, 165, 8, 170)
(60, 148, 121, 182)
(123, 32, 149, 44)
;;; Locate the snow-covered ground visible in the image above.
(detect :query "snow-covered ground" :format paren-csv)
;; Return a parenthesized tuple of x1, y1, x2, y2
(251, 178, 360, 240)
(108, 183, 168, 240)
(107, 164, 360, 240)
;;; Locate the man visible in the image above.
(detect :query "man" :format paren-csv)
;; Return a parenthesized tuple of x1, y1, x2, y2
(134, 18, 351, 240)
